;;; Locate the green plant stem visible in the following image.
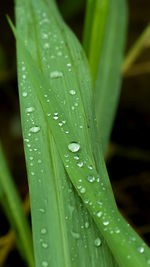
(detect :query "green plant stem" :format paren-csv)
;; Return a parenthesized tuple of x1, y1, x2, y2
(122, 23, 150, 74)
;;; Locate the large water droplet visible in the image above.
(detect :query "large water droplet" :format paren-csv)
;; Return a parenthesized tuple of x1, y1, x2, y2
(30, 126, 40, 133)
(68, 142, 80, 153)
(86, 175, 95, 183)
(94, 237, 102, 247)
(50, 71, 63, 79)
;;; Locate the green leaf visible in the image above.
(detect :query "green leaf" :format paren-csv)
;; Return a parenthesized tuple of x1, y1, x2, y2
(14, 0, 117, 266)
(83, 0, 109, 83)
(94, 0, 127, 154)
(11, 0, 150, 266)
(0, 142, 34, 267)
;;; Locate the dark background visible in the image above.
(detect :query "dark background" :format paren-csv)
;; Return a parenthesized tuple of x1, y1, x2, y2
(0, 0, 150, 265)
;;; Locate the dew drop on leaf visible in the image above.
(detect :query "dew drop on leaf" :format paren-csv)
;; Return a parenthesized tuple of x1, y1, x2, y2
(69, 90, 76, 95)
(30, 126, 40, 133)
(137, 247, 144, 253)
(94, 237, 102, 247)
(86, 175, 95, 183)
(42, 261, 48, 267)
(50, 71, 63, 78)
(77, 162, 83, 168)
(68, 142, 80, 152)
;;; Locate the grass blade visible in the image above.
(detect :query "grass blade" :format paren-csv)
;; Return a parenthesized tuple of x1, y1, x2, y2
(83, 0, 109, 83)
(94, 0, 127, 154)
(0, 142, 34, 267)
(11, 0, 150, 266)
(14, 0, 118, 266)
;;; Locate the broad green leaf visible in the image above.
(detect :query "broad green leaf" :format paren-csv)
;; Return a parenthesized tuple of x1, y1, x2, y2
(94, 0, 127, 154)
(0, 142, 34, 267)
(83, 0, 109, 83)
(15, 0, 117, 267)
(12, 0, 150, 266)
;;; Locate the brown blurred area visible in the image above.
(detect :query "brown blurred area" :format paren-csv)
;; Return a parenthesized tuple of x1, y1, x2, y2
(0, 0, 150, 265)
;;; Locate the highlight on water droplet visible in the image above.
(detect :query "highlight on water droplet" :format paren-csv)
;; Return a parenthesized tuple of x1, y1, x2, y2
(137, 246, 144, 254)
(71, 231, 80, 239)
(68, 142, 80, 153)
(94, 237, 102, 247)
(97, 211, 102, 218)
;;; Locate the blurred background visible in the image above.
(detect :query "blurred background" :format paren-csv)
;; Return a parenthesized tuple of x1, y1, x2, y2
(0, 0, 150, 265)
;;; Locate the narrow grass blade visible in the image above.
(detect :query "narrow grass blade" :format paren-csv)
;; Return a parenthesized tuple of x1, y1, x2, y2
(94, 0, 127, 154)
(0, 142, 34, 267)
(15, 0, 117, 267)
(123, 23, 150, 74)
(11, 0, 150, 266)
(83, 0, 109, 83)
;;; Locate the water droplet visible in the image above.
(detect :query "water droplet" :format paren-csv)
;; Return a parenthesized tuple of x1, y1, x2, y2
(22, 92, 27, 97)
(71, 232, 80, 239)
(94, 237, 101, 247)
(74, 155, 79, 160)
(53, 115, 58, 120)
(39, 208, 45, 213)
(41, 228, 47, 234)
(67, 63, 71, 67)
(42, 261, 48, 267)
(42, 242, 48, 248)
(86, 175, 95, 183)
(77, 162, 83, 168)
(115, 229, 120, 233)
(85, 222, 89, 229)
(41, 33, 48, 39)
(30, 126, 40, 133)
(88, 165, 93, 170)
(25, 107, 35, 113)
(58, 122, 63, 126)
(103, 221, 109, 226)
(68, 142, 80, 153)
(80, 187, 86, 194)
(44, 43, 50, 49)
(69, 90, 76, 95)
(137, 247, 144, 253)
(50, 71, 63, 79)
(97, 211, 102, 218)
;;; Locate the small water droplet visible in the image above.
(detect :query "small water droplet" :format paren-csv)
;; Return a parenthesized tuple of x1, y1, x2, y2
(68, 142, 80, 153)
(41, 228, 47, 234)
(74, 155, 79, 160)
(88, 165, 93, 170)
(103, 221, 109, 226)
(71, 232, 80, 239)
(39, 208, 45, 213)
(25, 107, 35, 113)
(97, 211, 102, 218)
(85, 222, 90, 229)
(58, 122, 63, 126)
(69, 90, 76, 95)
(44, 43, 50, 49)
(42, 261, 48, 267)
(77, 162, 83, 168)
(30, 126, 40, 133)
(42, 242, 48, 248)
(86, 175, 95, 183)
(115, 229, 120, 233)
(22, 92, 27, 97)
(50, 71, 63, 79)
(80, 187, 86, 194)
(137, 246, 144, 253)
(94, 237, 101, 247)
